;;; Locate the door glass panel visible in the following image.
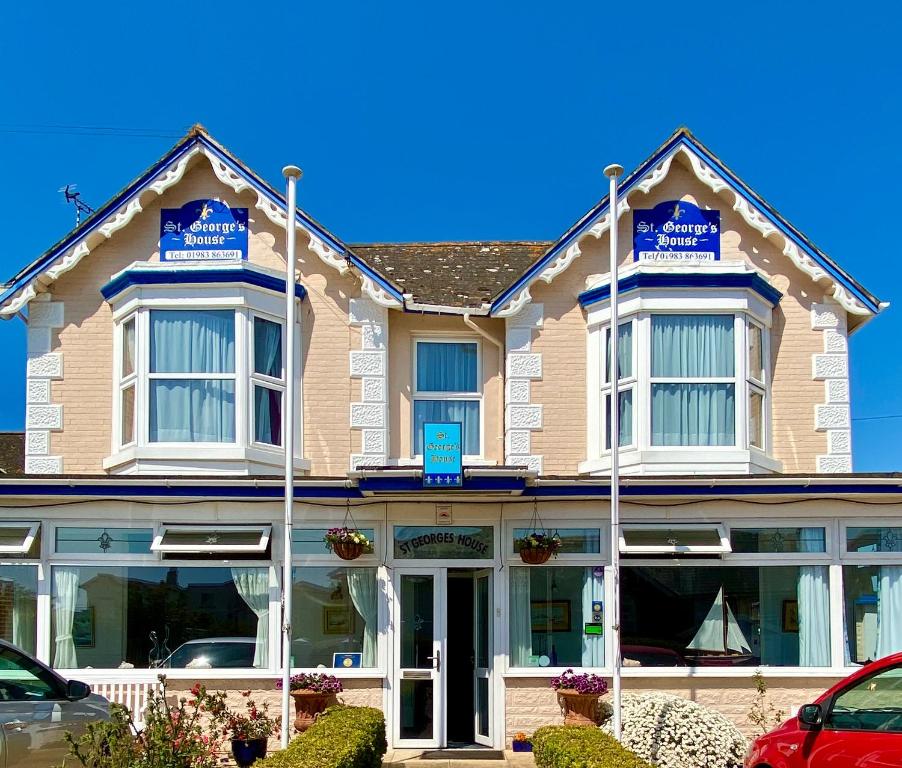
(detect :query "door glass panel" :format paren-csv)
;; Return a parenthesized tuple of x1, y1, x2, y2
(476, 676, 489, 737)
(476, 575, 489, 668)
(400, 574, 434, 669)
(400, 679, 434, 740)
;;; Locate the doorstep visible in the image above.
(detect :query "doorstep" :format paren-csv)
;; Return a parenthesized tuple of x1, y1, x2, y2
(382, 748, 535, 767)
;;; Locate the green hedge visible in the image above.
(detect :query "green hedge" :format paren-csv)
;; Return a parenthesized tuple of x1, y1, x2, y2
(258, 706, 387, 768)
(532, 725, 655, 768)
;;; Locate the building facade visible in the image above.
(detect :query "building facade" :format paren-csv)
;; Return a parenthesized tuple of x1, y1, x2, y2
(0, 125, 896, 748)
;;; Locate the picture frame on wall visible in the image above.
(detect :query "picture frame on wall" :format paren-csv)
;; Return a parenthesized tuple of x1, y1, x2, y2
(323, 605, 355, 635)
(782, 599, 799, 633)
(530, 600, 571, 633)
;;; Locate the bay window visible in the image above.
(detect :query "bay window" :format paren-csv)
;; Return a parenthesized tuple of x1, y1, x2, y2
(602, 322, 634, 449)
(252, 316, 284, 446)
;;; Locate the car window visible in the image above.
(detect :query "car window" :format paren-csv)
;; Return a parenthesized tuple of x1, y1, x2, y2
(0, 646, 62, 701)
(827, 664, 902, 732)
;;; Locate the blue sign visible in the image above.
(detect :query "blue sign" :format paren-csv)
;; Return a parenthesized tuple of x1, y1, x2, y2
(423, 422, 463, 487)
(160, 199, 248, 261)
(333, 652, 362, 669)
(633, 200, 720, 263)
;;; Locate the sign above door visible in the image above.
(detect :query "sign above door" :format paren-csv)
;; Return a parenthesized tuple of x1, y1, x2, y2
(394, 526, 493, 559)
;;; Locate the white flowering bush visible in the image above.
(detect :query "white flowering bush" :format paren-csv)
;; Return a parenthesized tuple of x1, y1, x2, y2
(600, 692, 747, 768)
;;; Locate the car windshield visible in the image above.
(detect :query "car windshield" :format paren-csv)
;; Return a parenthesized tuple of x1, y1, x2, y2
(163, 641, 256, 669)
(828, 665, 902, 732)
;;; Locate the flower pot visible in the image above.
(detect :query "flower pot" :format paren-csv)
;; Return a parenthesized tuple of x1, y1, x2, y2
(519, 547, 552, 565)
(512, 740, 533, 752)
(557, 689, 601, 726)
(231, 737, 268, 767)
(290, 690, 337, 732)
(332, 540, 366, 561)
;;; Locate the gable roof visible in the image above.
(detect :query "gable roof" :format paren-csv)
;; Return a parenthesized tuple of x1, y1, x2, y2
(0, 125, 404, 318)
(490, 127, 885, 322)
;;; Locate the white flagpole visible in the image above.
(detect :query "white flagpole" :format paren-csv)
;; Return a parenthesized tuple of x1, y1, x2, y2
(603, 162, 624, 741)
(281, 164, 302, 747)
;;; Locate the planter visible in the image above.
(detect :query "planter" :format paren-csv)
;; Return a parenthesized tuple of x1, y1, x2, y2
(332, 540, 366, 561)
(518, 547, 552, 565)
(290, 689, 337, 732)
(231, 737, 267, 767)
(512, 741, 533, 752)
(557, 689, 601, 726)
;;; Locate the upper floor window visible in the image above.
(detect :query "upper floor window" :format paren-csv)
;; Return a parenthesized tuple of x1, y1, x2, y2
(412, 339, 481, 457)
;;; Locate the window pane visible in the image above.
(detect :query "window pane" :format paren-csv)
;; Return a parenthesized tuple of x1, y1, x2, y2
(828, 665, 902, 731)
(509, 566, 603, 668)
(155, 528, 267, 551)
(622, 527, 724, 550)
(731, 527, 826, 554)
(150, 310, 235, 374)
(847, 527, 902, 554)
(254, 386, 282, 446)
(121, 384, 135, 445)
(292, 567, 377, 668)
(254, 317, 282, 379)
(413, 400, 480, 455)
(149, 380, 235, 442)
(51, 566, 267, 669)
(749, 390, 764, 449)
(748, 323, 764, 382)
(651, 315, 734, 378)
(513, 528, 600, 555)
(416, 342, 478, 392)
(122, 318, 136, 377)
(55, 527, 153, 555)
(604, 389, 633, 449)
(843, 565, 893, 664)
(651, 383, 735, 445)
(292, 528, 375, 556)
(0, 567, 37, 655)
(621, 565, 830, 667)
(604, 322, 633, 383)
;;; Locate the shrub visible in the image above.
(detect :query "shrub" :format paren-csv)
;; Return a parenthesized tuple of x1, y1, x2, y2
(257, 705, 386, 768)
(532, 725, 654, 768)
(601, 692, 748, 768)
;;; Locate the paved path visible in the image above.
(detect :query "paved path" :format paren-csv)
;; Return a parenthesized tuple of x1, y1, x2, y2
(383, 748, 536, 767)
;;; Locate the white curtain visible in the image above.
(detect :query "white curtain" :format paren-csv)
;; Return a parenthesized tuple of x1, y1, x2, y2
(510, 568, 532, 667)
(798, 529, 830, 666)
(231, 568, 270, 668)
(347, 569, 378, 667)
(12, 583, 36, 654)
(581, 567, 603, 667)
(53, 567, 79, 669)
(876, 566, 902, 658)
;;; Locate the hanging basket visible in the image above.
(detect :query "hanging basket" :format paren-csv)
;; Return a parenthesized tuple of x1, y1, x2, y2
(518, 546, 553, 565)
(332, 540, 367, 561)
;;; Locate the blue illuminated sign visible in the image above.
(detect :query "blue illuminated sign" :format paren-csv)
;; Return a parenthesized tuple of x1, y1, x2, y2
(423, 422, 462, 487)
(633, 200, 720, 263)
(160, 199, 248, 261)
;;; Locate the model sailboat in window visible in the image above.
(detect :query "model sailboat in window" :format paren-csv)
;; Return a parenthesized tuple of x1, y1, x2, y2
(685, 587, 753, 666)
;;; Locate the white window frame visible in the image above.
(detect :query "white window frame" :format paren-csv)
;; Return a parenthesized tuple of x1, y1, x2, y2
(0, 522, 41, 555)
(411, 336, 484, 460)
(725, 522, 832, 563)
(600, 320, 637, 452)
(118, 315, 137, 447)
(620, 523, 731, 555)
(249, 312, 286, 449)
(151, 524, 271, 554)
(840, 520, 902, 563)
(504, 519, 609, 564)
(290, 523, 382, 565)
(746, 319, 767, 451)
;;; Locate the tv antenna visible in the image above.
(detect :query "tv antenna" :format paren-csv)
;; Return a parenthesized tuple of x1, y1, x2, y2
(59, 184, 95, 227)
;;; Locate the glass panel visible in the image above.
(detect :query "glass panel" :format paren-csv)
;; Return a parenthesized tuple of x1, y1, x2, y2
(416, 342, 478, 392)
(0, 527, 34, 552)
(476, 575, 489, 668)
(122, 318, 136, 377)
(651, 314, 734, 377)
(623, 527, 723, 549)
(254, 386, 282, 446)
(399, 679, 434, 740)
(292, 528, 376, 556)
(621, 565, 831, 667)
(604, 322, 633, 382)
(400, 574, 434, 668)
(157, 529, 265, 550)
(121, 384, 135, 445)
(827, 665, 902, 731)
(749, 390, 764, 449)
(149, 380, 235, 442)
(149, 310, 235, 374)
(731, 528, 826, 554)
(394, 526, 493, 560)
(844, 565, 902, 663)
(476, 676, 489, 737)
(0, 645, 59, 700)
(56, 527, 154, 555)
(651, 383, 735, 446)
(413, 400, 480, 455)
(292, 567, 376, 668)
(50, 566, 267, 669)
(513, 528, 601, 555)
(847, 527, 902, 554)
(254, 317, 283, 379)
(0, 566, 37, 655)
(604, 389, 633, 449)
(748, 323, 764, 382)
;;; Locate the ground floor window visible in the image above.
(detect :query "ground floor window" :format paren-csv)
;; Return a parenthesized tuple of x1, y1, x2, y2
(509, 566, 604, 668)
(843, 565, 902, 664)
(621, 565, 830, 667)
(0, 566, 37, 656)
(292, 567, 378, 668)
(50, 566, 267, 669)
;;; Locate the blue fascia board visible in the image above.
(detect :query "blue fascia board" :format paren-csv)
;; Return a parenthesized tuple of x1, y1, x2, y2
(491, 133, 879, 315)
(100, 266, 307, 302)
(0, 483, 363, 499)
(579, 271, 783, 309)
(357, 475, 528, 494)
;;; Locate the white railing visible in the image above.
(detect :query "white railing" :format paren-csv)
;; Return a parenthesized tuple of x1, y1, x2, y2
(76, 675, 162, 729)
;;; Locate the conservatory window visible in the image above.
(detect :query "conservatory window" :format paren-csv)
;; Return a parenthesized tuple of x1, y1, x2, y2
(0, 523, 40, 556)
(252, 316, 284, 446)
(620, 524, 730, 555)
(413, 340, 481, 456)
(55, 527, 154, 555)
(731, 527, 826, 555)
(151, 525, 271, 555)
(0, 566, 38, 656)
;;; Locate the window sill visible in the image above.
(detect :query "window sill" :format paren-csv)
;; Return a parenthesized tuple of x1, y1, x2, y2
(69, 668, 386, 681)
(103, 445, 311, 476)
(503, 666, 844, 679)
(578, 448, 782, 476)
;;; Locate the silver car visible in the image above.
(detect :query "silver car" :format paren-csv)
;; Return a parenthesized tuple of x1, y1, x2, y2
(0, 640, 109, 767)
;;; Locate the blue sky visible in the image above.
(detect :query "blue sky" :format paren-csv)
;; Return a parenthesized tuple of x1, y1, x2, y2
(1, 1, 899, 470)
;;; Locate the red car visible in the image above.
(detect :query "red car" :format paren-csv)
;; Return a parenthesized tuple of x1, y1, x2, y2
(745, 652, 902, 767)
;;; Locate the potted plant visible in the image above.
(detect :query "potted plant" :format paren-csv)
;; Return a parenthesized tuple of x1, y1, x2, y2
(194, 686, 278, 768)
(324, 527, 372, 561)
(512, 732, 533, 752)
(551, 669, 608, 726)
(514, 531, 562, 564)
(276, 672, 343, 732)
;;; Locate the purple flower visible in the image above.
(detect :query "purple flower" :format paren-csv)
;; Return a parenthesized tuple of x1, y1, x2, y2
(550, 669, 608, 695)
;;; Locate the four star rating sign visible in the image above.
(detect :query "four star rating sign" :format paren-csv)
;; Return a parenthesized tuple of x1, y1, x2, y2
(422, 422, 463, 488)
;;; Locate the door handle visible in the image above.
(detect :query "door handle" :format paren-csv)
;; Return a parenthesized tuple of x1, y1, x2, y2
(426, 650, 441, 672)
(4, 720, 26, 731)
